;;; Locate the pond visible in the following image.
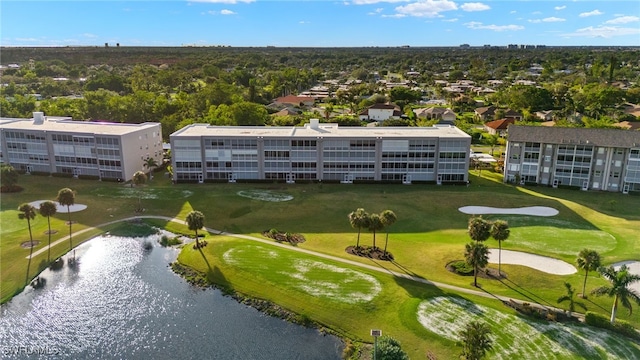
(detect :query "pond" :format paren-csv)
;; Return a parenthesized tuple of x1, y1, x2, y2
(0, 234, 343, 359)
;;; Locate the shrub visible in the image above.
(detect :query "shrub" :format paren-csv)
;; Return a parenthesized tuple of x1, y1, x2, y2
(450, 260, 474, 275)
(584, 312, 640, 340)
(159, 235, 182, 247)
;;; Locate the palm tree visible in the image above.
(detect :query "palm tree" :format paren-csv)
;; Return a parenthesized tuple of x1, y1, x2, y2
(132, 171, 148, 212)
(18, 203, 37, 286)
(557, 282, 586, 317)
(380, 210, 397, 255)
(368, 213, 385, 250)
(143, 156, 159, 180)
(459, 320, 493, 360)
(591, 265, 640, 324)
(56, 188, 75, 252)
(490, 220, 510, 275)
(468, 216, 491, 243)
(38, 201, 57, 263)
(348, 208, 370, 249)
(576, 249, 601, 298)
(186, 210, 205, 249)
(465, 242, 490, 287)
(485, 133, 500, 156)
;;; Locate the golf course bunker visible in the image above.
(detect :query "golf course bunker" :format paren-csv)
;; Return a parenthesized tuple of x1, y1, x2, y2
(488, 249, 577, 275)
(237, 190, 293, 202)
(417, 296, 640, 360)
(28, 200, 87, 213)
(458, 206, 559, 217)
(223, 245, 381, 304)
(613, 261, 640, 294)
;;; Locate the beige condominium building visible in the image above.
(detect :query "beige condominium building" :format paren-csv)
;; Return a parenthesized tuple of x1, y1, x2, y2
(170, 119, 471, 184)
(504, 125, 640, 193)
(0, 112, 163, 181)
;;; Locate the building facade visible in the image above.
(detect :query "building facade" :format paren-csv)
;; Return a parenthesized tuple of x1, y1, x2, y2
(504, 125, 640, 193)
(0, 112, 163, 181)
(170, 120, 471, 184)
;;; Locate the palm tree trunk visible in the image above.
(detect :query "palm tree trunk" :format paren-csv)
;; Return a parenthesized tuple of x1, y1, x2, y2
(47, 217, 52, 263)
(194, 229, 200, 248)
(384, 232, 389, 254)
(372, 230, 376, 249)
(356, 229, 361, 248)
(67, 206, 72, 252)
(582, 271, 589, 298)
(498, 241, 502, 274)
(25, 219, 33, 286)
(473, 264, 478, 287)
(610, 295, 618, 324)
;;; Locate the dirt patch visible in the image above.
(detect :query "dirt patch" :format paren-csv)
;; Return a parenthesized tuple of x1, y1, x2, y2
(345, 245, 394, 261)
(44, 230, 59, 235)
(20, 240, 40, 249)
(445, 260, 506, 279)
(262, 230, 305, 245)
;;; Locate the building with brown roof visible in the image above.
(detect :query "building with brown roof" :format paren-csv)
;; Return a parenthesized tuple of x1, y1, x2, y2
(484, 118, 515, 136)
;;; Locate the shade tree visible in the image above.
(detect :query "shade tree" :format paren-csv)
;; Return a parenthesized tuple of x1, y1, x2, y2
(186, 210, 206, 249)
(348, 208, 370, 249)
(591, 265, 640, 324)
(39, 201, 58, 263)
(576, 249, 601, 298)
(18, 203, 37, 286)
(56, 188, 76, 252)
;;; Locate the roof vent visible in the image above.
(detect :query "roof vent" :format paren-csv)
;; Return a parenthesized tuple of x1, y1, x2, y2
(33, 112, 45, 125)
(309, 118, 319, 130)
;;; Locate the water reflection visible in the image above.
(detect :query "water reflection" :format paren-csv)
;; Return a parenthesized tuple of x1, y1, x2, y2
(0, 235, 343, 359)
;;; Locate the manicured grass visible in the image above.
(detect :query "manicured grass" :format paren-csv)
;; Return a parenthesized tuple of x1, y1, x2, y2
(2, 171, 639, 357)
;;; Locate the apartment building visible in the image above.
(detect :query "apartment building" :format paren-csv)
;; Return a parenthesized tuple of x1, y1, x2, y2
(170, 119, 471, 184)
(504, 125, 640, 193)
(0, 112, 162, 181)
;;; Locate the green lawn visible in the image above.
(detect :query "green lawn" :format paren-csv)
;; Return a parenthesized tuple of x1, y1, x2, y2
(2, 172, 639, 358)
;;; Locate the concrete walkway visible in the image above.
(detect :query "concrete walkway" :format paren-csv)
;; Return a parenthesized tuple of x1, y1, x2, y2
(27, 215, 575, 318)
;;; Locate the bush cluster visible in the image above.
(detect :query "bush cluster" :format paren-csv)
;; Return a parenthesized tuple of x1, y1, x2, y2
(584, 312, 640, 340)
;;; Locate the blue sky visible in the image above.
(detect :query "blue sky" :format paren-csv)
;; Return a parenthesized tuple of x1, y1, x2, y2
(1, 1, 639, 47)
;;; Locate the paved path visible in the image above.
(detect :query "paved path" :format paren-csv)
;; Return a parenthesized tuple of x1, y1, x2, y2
(28, 215, 576, 318)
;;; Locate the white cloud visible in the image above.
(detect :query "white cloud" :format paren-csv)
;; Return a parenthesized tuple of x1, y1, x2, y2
(299, 21, 310, 24)
(460, 2, 490, 12)
(220, 9, 235, 15)
(82, 33, 98, 38)
(465, 21, 524, 31)
(394, 0, 458, 18)
(554, 5, 566, 10)
(532, 11, 542, 15)
(443, 18, 458, 22)
(529, 17, 566, 23)
(563, 26, 640, 38)
(381, 13, 407, 18)
(189, 0, 254, 3)
(510, 10, 517, 14)
(368, 7, 384, 15)
(604, 16, 639, 24)
(352, 0, 407, 4)
(579, 10, 603, 17)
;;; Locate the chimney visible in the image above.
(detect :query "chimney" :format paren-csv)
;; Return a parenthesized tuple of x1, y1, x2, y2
(309, 118, 319, 130)
(33, 112, 45, 125)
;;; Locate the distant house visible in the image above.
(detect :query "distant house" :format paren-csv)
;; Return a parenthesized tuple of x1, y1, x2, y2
(474, 106, 496, 121)
(359, 103, 402, 122)
(535, 110, 555, 121)
(620, 103, 640, 118)
(484, 118, 515, 137)
(273, 95, 315, 107)
(272, 107, 300, 117)
(414, 107, 457, 122)
(504, 109, 523, 121)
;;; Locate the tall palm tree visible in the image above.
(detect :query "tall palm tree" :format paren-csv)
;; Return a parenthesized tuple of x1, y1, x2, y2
(459, 320, 493, 360)
(591, 265, 640, 324)
(557, 282, 586, 317)
(368, 213, 385, 250)
(465, 242, 489, 287)
(490, 220, 510, 275)
(132, 171, 147, 212)
(186, 210, 205, 249)
(38, 201, 57, 263)
(380, 210, 397, 254)
(576, 249, 601, 298)
(468, 216, 491, 243)
(56, 188, 75, 252)
(348, 208, 369, 249)
(18, 203, 37, 286)
(143, 156, 159, 180)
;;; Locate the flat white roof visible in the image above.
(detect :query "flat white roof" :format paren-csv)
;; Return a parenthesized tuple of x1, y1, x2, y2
(172, 122, 470, 139)
(0, 117, 159, 136)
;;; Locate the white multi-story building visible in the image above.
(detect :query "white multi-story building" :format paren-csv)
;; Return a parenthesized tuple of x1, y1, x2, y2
(170, 119, 471, 184)
(504, 125, 640, 193)
(0, 112, 162, 181)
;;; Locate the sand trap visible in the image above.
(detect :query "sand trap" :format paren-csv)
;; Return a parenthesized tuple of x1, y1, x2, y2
(488, 249, 577, 275)
(28, 200, 87, 213)
(613, 261, 640, 294)
(459, 206, 559, 217)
